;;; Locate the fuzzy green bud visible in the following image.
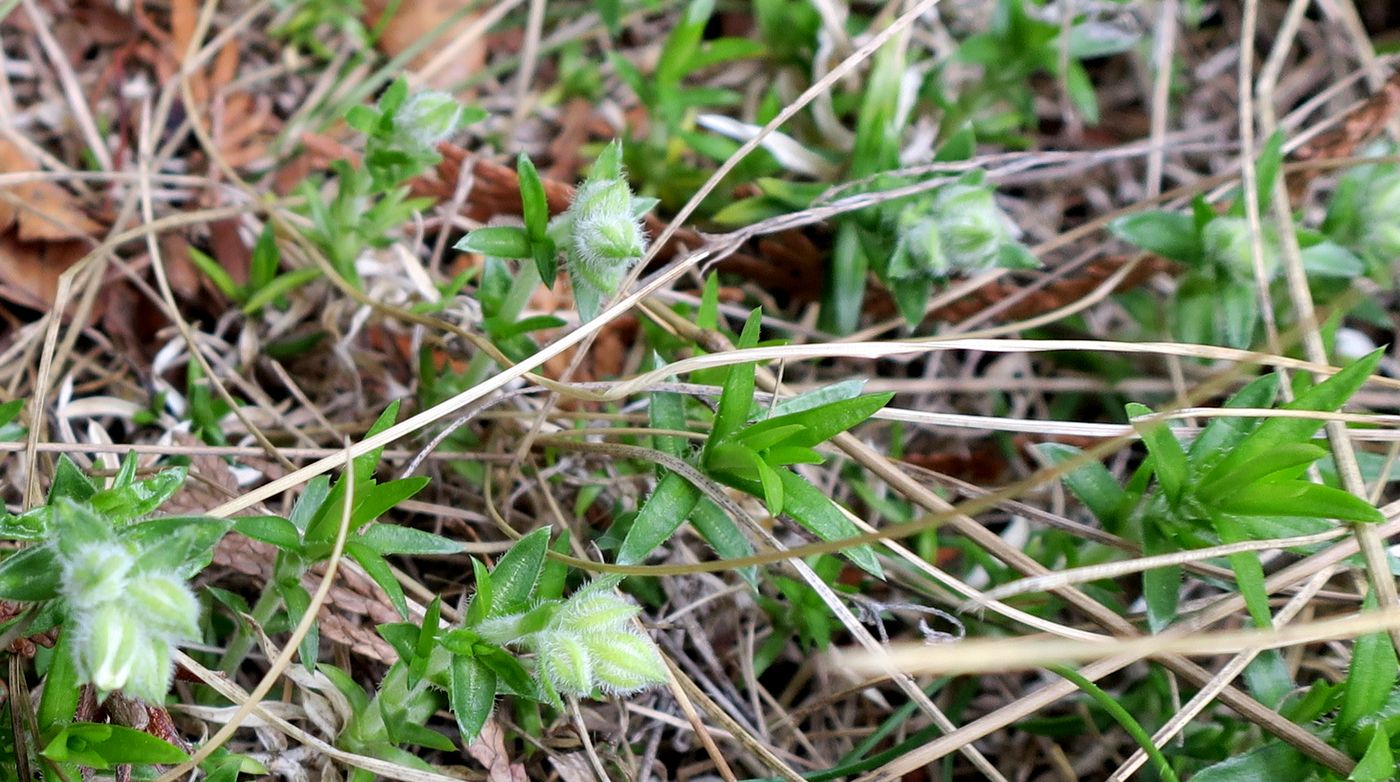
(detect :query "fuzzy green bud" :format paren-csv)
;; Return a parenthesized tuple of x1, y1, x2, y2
(1204, 217, 1279, 281)
(570, 180, 646, 288)
(582, 630, 667, 695)
(394, 90, 464, 152)
(127, 572, 201, 641)
(932, 184, 1004, 267)
(60, 542, 133, 612)
(78, 603, 142, 696)
(540, 634, 593, 696)
(123, 633, 174, 704)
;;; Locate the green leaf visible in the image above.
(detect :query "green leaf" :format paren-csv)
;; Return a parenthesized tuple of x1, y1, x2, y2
(475, 643, 538, 697)
(410, 595, 443, 687)
(1187, 374, 1279, 474)
(767, 380, 866, 419)
(347, 542, 408, 618)
(250, 223, 281, 291)
(42, 723, 189, 768)
(290, 476, 331, 534)
(518, 153, 550, 242)
(1142, 519, 1181, 633)
(241, 267, 321, 314)
(0, 546, 60, 601)
(123, 516, 233, 577)
(1350, 725, 1395, 782)
(753, 457, 785, 516)
(697, 273, 720, 330)
(90, 466, 188, 523)
(1255, 130, 1286, 212)
(449, 654, 496, 744)
(740, 392, 893, 450)
(1034, 443, 1127, 532)
(1109, 212, 1203, 263)
(234, 516, 303, 550)
(1339, 594, 1398, 735)
(591, 139, 624, 181)
(1217, 481, 1383, 523)
(777, 471, 882, 578)
(455, 226, 532, 259)
(706, 309, 763, 454)
(1197, 442, 1329, 502)
(489, 527, 550, 616)
(689, 499, 756, 586)
(1203, 349, 1384, 487)
(187, 247, 241, 301)
(656, 0, 713, 88)
(1191, 741, 1310, 782)
(1126, 403, 1187, 505)
(466, 558, 493, 626)
(617, 472, 702, 566)
(278, 580, 320, 672)
(358, 523, 460, 555)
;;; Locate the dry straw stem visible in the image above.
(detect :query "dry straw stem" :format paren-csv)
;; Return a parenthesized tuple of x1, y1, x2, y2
(846, 607, 1400, 677)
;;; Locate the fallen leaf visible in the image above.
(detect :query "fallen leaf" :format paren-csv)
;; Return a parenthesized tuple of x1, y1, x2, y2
(362, 0, 486, 90)
(466, 720, 528, 782)
(0, 233, 87, 310)
(0, 140, 101, 240)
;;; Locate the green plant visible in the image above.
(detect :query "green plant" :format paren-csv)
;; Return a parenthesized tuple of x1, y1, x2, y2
(332, 529, 667, 777)
(949, 0, 1137, 135)
(455, 141, 656, 322)
(300, 78, 481, 288)
(616, 309, 890, 577)
(0, 454, 232, 774)
(1111, 134, 1364, 349)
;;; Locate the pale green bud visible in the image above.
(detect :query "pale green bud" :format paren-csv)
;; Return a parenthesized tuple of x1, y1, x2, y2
(394, 90, 463, 151)
(582, 630, 667, 695)
(60, 542, 133, 612)
(570, 179, 646, 295)
(1204, 217, 1279, 281)
(127, 572, 200, 641)
(123, 633, 174, 704)
(558, 588, 641, 633)
(932, 184, 1004, 268)
(540, 634, 593, 696)
(77, 603, 141, 696)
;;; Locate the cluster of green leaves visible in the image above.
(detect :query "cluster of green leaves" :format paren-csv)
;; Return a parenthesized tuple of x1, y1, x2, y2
(0, 455, 249, 777)
(226, 401, 454, 670)
(324, 528, 665, 780)
(617, 304, 892, 580)
(188, 224, 320, 316)
(1111, 134, 1366, 349)
(1322, 140, 1400, 279)
(948, 0, 1137, 137)
(269, 0, 370, 61)
(1042, 350, 1394, 779)
(611, 0, 768, 212)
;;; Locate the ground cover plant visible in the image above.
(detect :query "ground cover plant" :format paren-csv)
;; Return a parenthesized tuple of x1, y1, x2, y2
(2, 0, 1400, 779)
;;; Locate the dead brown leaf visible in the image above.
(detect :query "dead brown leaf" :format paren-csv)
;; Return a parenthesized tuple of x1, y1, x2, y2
(0, 233, 87, 311)
(0, 140, 101, 241)
(466, 721, 528, 782)
(361, 0, 486, 90)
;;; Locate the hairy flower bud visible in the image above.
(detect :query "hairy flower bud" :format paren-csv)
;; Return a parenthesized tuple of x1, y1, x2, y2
(582, 630, 667, 694)
(540, 635, 593, 696)
(78, 603, 141, 696)
(128, 572, 201, 640)
(1204, 217, 1279, 281)
(394, 90, 463, 152)
(60, 542, 133, 612)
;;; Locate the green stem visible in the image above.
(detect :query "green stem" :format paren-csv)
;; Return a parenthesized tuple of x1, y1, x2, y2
(1048, 664, 1180, 782)
(217, 584, 283, 674)
(463, 260, 541, 387)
